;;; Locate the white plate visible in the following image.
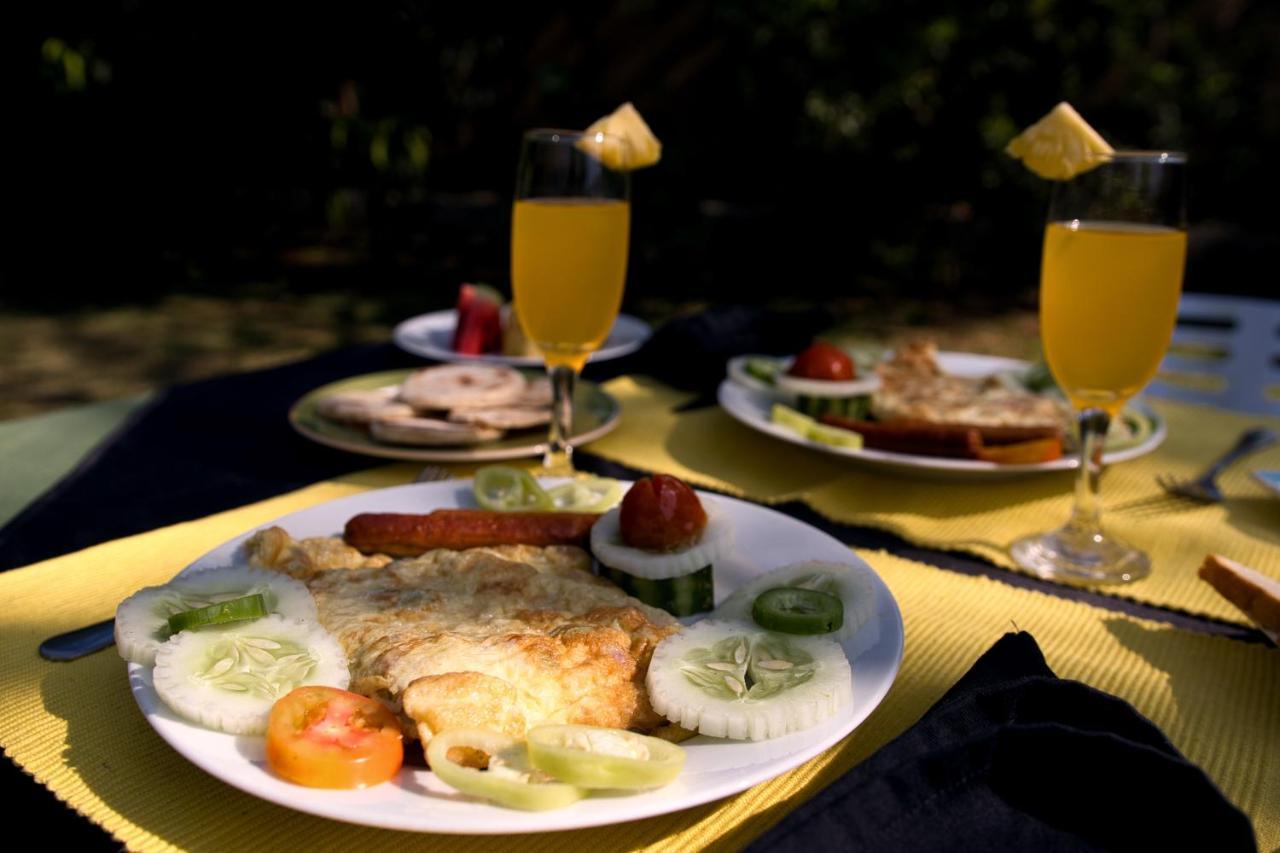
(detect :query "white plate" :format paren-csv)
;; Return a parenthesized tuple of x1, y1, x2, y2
(394, 310, 652, 366)
(128, 479, 904, 834)
(288, 369, 621, 463)
(720, 352, 1166, 478)
(1253, 470, 1280, 498)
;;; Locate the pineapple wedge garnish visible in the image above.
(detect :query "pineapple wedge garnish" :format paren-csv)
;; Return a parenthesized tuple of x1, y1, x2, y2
(1005, 102, 1114, 180)
(581, 102, 662, 171)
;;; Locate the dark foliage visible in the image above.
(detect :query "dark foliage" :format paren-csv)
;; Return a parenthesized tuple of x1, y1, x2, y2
(21, 1, 1280, 312)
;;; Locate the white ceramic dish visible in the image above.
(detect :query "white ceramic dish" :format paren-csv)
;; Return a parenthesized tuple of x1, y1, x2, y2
(1253, 470, 1280, 498)
(127, 479, 904, 834)
(393, 310, 652, 367)
(719, 352, 1166, 478)
(288, 369, 622, 463)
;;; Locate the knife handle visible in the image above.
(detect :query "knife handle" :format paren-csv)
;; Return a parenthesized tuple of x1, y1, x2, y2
(39, 619, 116, 662)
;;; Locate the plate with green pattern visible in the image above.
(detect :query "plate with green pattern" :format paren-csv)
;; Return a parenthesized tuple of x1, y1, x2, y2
(289, 369, 621, 462)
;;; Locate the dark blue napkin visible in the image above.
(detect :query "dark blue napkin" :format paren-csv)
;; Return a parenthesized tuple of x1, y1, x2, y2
(747, 632, 1256, 852)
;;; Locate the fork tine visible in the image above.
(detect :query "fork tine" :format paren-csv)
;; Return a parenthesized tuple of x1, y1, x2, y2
(414, 465, 453, 483)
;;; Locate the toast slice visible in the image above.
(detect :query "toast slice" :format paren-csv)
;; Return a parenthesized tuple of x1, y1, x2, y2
(1198, 554, 1280, 640)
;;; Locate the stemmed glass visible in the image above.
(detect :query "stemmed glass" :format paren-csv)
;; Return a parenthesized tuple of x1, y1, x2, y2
(511, 129, 631, 473)
(1011, 151, 1187, 583)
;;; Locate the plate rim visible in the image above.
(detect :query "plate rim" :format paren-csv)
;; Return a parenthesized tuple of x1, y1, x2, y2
(1252, 469, 1280, 497)
(287, 369, 622, 462)
(720, 351, 1167, 476)
(127, 478, 905, 834)
(393, 310, 652, 367)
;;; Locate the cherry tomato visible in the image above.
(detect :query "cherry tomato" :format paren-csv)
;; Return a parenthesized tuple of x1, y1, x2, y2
(619, 475, 707, 551)
(787, 342, 855, 381)
(266, 686, 404, 789)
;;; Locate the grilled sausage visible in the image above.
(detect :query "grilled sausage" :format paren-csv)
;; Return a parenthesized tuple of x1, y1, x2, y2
(818, 417, 1063, 459)
(344, 509, 600, 556)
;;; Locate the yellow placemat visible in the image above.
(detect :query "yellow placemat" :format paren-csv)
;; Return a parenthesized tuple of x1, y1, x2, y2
(590, 377, 1280, 625)
(0, 476, 1275, 850)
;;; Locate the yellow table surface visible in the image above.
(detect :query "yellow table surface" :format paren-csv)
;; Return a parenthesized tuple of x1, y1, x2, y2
(587, 377, 1280, 626)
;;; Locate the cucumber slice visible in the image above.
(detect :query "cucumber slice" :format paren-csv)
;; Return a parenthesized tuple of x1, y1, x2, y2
(743, 358, 781, 385)
(1104, 407, 1154, 451)
(590, 504, 732, 580)
(806, 422, 864, 450)
(796, 395, 871, 420)
(599, 564, 714, 617)
(546, 476, 623, 513)
(716, 560, 877, 642)
(427, 729, 585, 811)
(752, 588, 844, 635)
(115, 566, 318, 666)
(152, 614, 349, 735)
(473, 466, 553, 511)
(167, 594, 268, 633)
(526, 724, 685, 789)
(645, 620, 852, 741)
(770, 403, 816, 436)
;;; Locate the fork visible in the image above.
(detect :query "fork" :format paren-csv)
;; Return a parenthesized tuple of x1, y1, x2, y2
(1156, 427, 1279, 503)
(414, 464, 454, 483)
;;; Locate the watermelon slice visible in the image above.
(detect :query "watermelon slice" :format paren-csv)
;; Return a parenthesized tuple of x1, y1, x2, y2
(452, 284, 504, 354)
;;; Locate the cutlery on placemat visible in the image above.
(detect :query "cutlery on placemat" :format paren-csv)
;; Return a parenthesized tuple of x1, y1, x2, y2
(39, 618, 116, 662)
(1157, 427, 1279, 503)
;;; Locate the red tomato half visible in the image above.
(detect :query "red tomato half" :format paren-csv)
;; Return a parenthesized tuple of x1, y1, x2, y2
(266, 686, 404, 789)
(619, 475, 707, 551)
(787, 342, 855, 381)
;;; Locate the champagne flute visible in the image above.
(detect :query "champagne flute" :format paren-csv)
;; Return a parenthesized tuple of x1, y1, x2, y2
(1011, 151, 1187, 583)
(511, 129, 631, 473)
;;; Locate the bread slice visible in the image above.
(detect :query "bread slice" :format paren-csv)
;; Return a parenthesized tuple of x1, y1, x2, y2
(1198, 554, 1280, 639)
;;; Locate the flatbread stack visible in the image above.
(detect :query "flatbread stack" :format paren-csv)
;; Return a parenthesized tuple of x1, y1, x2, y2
(316, 365, 552, 446)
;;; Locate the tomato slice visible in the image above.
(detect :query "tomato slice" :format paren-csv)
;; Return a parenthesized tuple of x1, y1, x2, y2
(526, 725, 686, 789)
(266, 686, 404, 789)
(974, 436, 1064, 464)
(427, 729, 584, 811)
(787, 342, 855, 381)
(619, 474, 707, 551)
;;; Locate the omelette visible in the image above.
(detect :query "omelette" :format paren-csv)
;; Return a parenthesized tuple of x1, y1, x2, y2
(872, 339, 1068, 430)
(244, 527, 679, 745)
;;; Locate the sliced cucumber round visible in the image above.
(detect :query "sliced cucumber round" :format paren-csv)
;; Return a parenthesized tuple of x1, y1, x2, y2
(590, 503, 733, 580)
(115, 566, 318, 666)
(153, 614, 349, 735)
(546, 476, 623, 513)
(167, 593, 268, 633)
(645, 620, 851, 741)
(752, 587, 844, 635)
(716, 560, 877, 642)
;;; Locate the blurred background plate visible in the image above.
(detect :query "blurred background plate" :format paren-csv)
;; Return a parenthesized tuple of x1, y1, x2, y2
(393, 311, 651, 367)
(1252, 470, 1280, 498)
(719, 352, 1166, 479)
(290, 369, 620, 461)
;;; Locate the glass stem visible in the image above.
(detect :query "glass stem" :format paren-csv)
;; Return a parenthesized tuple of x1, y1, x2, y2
(544, 364, 577, 475)
(1066, 408, 1111, 539)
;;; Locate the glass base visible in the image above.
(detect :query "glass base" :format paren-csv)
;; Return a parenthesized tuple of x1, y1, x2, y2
(1010, 525, 1150, 585)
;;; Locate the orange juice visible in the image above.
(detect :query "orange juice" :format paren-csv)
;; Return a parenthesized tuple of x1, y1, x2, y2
(1040, 220, 1186, 413)
(511, 197, 630, 371)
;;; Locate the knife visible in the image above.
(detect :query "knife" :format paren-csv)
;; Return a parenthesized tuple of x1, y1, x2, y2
(39, 619, 116, 662)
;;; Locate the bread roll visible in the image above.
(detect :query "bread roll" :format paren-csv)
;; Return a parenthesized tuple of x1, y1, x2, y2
(1198, 554, 1280, 639)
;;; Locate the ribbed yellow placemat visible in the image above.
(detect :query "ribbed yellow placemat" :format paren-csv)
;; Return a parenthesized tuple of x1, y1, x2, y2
(589, 377, 1280, 625)
(0, 475, 1275, 850)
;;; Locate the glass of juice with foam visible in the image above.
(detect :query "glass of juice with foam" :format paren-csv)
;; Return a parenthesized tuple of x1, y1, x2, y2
(1011, 151, 1187, 583)
(511, 129, 631, 472)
